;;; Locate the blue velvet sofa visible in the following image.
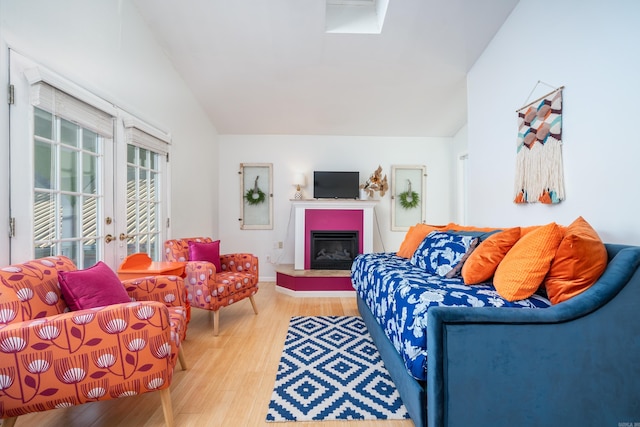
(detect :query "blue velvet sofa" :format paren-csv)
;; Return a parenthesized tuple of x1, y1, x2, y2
(354, 243, 640, 427)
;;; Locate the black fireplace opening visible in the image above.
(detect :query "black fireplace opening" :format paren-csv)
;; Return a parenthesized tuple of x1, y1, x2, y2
(310, 230, 359, 270)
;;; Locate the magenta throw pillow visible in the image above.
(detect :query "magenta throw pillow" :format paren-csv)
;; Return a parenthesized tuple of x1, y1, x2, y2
(188, 240, 222, 272)
(58, 261, 130, 311)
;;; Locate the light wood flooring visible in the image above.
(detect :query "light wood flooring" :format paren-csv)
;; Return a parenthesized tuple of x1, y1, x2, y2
(12, 282, 415, 427)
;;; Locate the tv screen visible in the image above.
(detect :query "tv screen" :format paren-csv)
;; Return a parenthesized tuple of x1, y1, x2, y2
(313, 171, 360, 199)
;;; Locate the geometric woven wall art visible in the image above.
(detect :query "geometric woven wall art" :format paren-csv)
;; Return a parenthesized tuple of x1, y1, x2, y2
(513, 87, 565, 204)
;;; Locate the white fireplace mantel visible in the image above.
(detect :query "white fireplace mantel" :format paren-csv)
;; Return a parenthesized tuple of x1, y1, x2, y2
(292, 199, 378, 270)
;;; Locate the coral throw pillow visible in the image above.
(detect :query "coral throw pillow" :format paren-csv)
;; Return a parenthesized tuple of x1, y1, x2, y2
(58, 261, 130, 311)
(462, 227, 521, 285)
(544, 217, 607, 304)
(397, 224, 447, 258)
(188, 240, 222, 272)
(410, 231, 478, 277)
(493, 223, 563, 301)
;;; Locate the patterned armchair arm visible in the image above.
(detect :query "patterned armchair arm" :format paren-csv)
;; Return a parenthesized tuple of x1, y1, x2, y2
(122, 276, 188, 342)
(0, 301, 177, 419)
(122, 275, 186, 309)
(220, 253, 259, 278)
(183, 261, 217, 310)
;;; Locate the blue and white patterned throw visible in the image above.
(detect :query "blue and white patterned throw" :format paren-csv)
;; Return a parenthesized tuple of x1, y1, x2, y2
(266, 316, 410, 422)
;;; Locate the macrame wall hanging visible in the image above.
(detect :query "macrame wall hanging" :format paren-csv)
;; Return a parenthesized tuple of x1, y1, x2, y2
(513, 82, 565, 204)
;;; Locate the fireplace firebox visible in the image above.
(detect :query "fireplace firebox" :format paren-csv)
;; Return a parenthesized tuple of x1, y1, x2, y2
(310, 230, 359, 270)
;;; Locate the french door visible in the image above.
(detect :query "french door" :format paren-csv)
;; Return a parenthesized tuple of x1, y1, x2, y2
(8, 50, 168, 269)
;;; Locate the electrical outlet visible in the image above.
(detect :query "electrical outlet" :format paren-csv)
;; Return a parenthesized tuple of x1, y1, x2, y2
(278, 241, 283, 249)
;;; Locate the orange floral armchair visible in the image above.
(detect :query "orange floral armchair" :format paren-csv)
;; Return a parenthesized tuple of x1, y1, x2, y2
(0, 256, 187, 427)
(164, 237, 259, 335)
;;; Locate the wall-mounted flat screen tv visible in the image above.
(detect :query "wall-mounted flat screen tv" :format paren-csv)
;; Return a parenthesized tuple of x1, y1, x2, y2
(313, 171, 360, 199)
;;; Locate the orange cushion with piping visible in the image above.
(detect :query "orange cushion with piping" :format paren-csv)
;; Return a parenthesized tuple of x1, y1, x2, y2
(493, 222, 563, 301)
(397, 224, 447, 258)
(461, 227, 521, 285)
(544, 217, 607, 304)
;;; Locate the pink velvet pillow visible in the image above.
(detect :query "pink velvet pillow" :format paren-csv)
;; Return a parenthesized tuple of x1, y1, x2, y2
(58, 261, 130, 311)
(188, 240, 222, 272)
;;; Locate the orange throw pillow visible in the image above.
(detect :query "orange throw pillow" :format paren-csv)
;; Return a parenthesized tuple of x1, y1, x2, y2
(493, 222, 563, 301)
(397, 224, 446, 258)
(544, 217, 607, 304)
(462, 227, 521, 285)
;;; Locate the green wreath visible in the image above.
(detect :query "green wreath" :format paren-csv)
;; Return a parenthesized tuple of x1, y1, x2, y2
(398, 190, 420, 209)
(245, 176, 266, 205)
(245, 187, 266, 205)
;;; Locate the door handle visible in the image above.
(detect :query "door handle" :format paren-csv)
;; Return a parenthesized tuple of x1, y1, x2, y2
(119, 233, 129, 241)
(105, 234, 114, 244)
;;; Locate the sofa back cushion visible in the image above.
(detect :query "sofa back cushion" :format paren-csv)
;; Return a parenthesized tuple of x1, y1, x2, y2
(164, 237, 213, 262)
(0, 256, 77, 324)
(544, 216, 607, 304)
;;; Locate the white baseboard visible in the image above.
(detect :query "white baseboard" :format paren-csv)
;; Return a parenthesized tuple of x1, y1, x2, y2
(275, 285, 356, 298)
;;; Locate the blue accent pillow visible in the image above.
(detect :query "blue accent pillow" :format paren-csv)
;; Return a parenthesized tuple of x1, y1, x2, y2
(410, 231, 478, 277)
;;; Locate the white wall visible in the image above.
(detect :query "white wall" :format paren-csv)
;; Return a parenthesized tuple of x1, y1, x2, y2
(218, 135, 453, 280)
(467, 0, 640, 244)
(0, 0, 219, 264)
(451, 124, 468, 224)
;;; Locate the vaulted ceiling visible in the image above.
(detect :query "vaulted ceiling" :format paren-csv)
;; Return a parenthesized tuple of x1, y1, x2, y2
(133, 0, 519, 137)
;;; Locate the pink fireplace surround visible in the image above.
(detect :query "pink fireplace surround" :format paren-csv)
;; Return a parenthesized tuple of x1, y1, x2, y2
(293, 200, 377, 270)
(304, 209, 363, 269)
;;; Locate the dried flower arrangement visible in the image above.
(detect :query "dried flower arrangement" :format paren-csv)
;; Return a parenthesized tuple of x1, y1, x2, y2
(361, 165, 389, 198)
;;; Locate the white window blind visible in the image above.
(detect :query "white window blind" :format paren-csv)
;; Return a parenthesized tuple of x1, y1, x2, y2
(29, 82, 114, 138)
(123, 117, 170, 153)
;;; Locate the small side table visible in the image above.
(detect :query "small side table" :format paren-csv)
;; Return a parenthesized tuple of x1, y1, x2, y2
(117, 253, 186, 280)
(118, 253, 190, 322)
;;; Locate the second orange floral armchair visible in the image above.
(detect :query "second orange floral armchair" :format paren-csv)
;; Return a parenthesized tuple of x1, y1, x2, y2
(164, 237, 259, 335)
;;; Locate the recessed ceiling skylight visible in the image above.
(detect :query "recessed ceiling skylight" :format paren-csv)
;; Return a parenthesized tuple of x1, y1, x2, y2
(325, 0, 389, 34)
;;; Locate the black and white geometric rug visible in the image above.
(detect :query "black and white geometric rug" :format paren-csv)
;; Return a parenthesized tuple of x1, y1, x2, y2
(266, 316, 410, 422)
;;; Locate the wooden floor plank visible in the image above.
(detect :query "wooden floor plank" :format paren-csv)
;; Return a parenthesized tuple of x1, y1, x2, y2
(11, 282, 414, 427)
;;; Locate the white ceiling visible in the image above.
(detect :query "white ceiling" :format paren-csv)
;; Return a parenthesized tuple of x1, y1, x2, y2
(133, 0, 519, 137)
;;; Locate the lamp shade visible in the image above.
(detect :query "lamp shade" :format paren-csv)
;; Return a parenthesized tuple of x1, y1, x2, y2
(293, 173, 306, 188)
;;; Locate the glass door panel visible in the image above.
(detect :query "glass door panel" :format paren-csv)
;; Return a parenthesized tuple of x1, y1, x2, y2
(124, 145, 163, 261)
(30, 108, 108, 268)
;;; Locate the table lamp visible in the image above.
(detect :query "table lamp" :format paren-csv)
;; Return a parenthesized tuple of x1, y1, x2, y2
(293, 173, 306, 199)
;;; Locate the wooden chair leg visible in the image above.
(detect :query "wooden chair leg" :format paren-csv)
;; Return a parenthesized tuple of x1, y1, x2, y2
(2, 417, 18, 427)
(213, 310, 220, 336)
(177, 345, 187, 371)
(159, 388, 174, 427)
(249, 295, 258, 314)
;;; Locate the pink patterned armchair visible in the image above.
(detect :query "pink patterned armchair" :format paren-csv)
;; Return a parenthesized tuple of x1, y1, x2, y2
(164, 237, 259, 335)
(0, 256, 187, 427)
